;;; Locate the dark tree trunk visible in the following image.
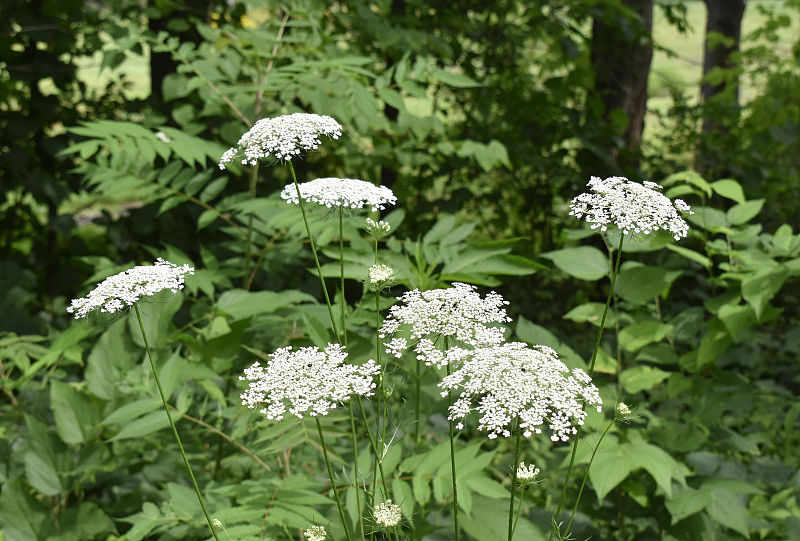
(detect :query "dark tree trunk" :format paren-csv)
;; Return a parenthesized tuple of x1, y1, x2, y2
(590, 0, 654, 169)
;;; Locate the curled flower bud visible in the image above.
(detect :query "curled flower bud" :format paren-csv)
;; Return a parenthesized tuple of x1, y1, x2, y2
(365, 217, 391, 238)
(616, 402, 631, 417)
(374, 500, 402, 528)
(211, 519, 224, 532)
(369, 264, 395, 287)
(516, 462, 541, 485)
(304, 525, 327, 541)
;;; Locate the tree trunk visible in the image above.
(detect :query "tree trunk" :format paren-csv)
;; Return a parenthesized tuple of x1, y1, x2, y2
(590, 0, 654, 170)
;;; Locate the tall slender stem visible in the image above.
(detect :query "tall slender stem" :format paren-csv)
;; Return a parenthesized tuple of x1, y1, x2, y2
(508, 425, 521, 541)
(339, 207, 347, 346)
(349, 402, 365, 541)
(549, 234, 624, 541)
(563, 419, 616, 537)
(445, 337, 460, 541)
(133, 305, 220, 541)
(316, 417, 353, 541)
(356, 396, 390, 499)
(287, 161, 339, 339)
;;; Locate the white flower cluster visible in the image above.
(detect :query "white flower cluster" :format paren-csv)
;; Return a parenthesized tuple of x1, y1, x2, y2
(365, 217, 391, 238)
(219, 113, 342, 168)
(67, 258, 194, 318)
(569, 176, 692, 240)
(240, 343, 379, 420)
(369, 264, 394, 286)
(281, 178, 397, 211)
(616, 402, 631, 417)
(373, 500, 402, 528)
(304, 525, 327, 541)
(516, 462, 540, 483)
(379, 283, 511, 367)
(439, 342, 602, 441)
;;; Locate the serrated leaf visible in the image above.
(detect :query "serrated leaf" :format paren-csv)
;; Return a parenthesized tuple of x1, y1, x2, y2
(666, 486, 711, 524)
(50, 381, 101, 445)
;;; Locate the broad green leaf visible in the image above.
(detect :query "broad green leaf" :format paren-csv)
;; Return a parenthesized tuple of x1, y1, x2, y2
(687, 208, 728, 232)
(51, 502, 117, 540)
(666, 244, 711, 268)
(23, 415, 67, 496)
(694, 318, 732, 370)
(108, 410, 170, 441)
(717, 303, 755, 342)
(615, 266, 682, 304)
(393, 479, 415, 522)
(540, 246, 609, 281)
(430, 68, 481, 88)
(0, 479, 48, 541)
(460, 496, 545, 541)
(711, 179, 746, 204)
(666, 486, 711, 524)
(727, 199, 764, 225)
(661, 171, 712, 196)
(50, 381, 101, 445)
(618, 320, 672, 352)
(621, 365, 670, 394)
(563, 302, 616, 328)
(741, 266, 788, 319)
(707, 489, 750, 538)
(423, 215, 459, 243)
(516, 317, 560, 349)
(101, 398, 161, 425)
(24, 450, 63, 496)
(626, 442, 686, 498)
(589, 444, 634, 501)
(216, 289, 315, 321)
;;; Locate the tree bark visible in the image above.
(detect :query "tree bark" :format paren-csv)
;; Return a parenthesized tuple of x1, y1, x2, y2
(590, 0, 654, 169)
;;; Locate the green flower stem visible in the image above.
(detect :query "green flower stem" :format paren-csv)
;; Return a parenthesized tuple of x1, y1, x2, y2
(244, 162, 260, 286)
(349, 402, 366, 541)
(287, 160, 339, 339)
(511, 486, 527, 539)
(339, 207, 348, 346)
(563, 418, 617, 537)
(133, 304, 220, 541)
(355, 396, 390, 499)
(415, 358, 421, 445)
(445, 337, 460, 541)
(507, 425, 521, 541)
(316, 417, 353, 541)
(549, 234, 624, 541)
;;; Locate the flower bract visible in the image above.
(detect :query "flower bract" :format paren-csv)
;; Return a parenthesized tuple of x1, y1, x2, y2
(240, 343, 379, 420)
(439, 342, 602, 440)
(569, 176, 692, 240)
(67, 258, 194, 318)
(365, 217, 391, 238)
(379, 282, 511, 366)
(281, 177, 397, 211)
(219, 113, 342, 168)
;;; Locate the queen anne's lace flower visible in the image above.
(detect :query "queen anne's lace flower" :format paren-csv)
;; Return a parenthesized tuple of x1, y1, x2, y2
(304, 525, 327, 541)
(67, 258, 194, 318)
(369, 264, 394, 286)
(569, 176, 692, 240)
(616, 402, 631, 417)
(240, 343, 379, 420)
(373, 500, 402, 528)
(365, 217, 391, 238)
(516, 462, 540, 483)
(281, 178, 397, 211)
(379, 283, 511, 366)
(219, 113, 342, 168)
(439, 342, 602, 441)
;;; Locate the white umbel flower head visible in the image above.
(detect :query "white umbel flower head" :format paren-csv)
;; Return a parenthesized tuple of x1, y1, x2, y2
(616, 402, 631, 417)
(219, 113, 342, 168)
(379, 283, 511, 367)
(369, 264, 395, 287)
(439, 342, 602, 441)
(569, 176, 693, 240)
(365, 217, 391, 238)
(67, 258, 194, 318)
(516, 462, 541, 484)
(240, 343, 380, 420)
(304, 525, 327, 541)
(281, 178, 397, 211)
(373, 500, 402, 528)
